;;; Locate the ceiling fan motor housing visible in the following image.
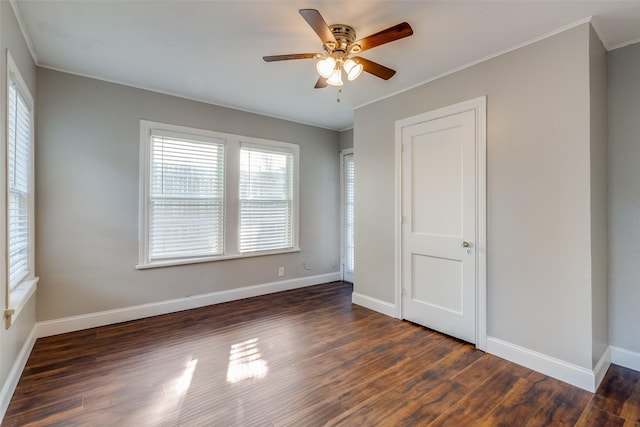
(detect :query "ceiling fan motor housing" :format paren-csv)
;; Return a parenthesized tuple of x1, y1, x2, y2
(326, 25, 361, 55)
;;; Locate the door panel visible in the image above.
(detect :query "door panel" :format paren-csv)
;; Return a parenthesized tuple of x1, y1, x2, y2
(411, 254, 462, 314)
(401, 110, 476, 343)
(410, 128, 462, 236)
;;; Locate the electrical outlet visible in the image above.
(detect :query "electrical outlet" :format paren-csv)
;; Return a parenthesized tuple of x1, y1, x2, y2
(278, 266, 285, 277)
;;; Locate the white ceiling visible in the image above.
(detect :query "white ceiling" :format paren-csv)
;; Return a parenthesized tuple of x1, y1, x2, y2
(13, 0, 640, 131)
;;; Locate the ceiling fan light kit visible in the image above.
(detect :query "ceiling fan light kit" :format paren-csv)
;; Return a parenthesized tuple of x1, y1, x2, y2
(326, 67, 344, 86)
(343, 59, 363, 81)
(317, 57, 362, 86)
(316, 57, 336, 78)
(263, 9, 413, 89)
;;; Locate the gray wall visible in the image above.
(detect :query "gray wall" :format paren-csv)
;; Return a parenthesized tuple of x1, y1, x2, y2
(0, 0, 37, 398)
(35, 68, 340, 321)
(339, 128, 354, 151)
(589, 26, 609, 366)
(609, 41, 640, 354)
(354, 23, 601, 369)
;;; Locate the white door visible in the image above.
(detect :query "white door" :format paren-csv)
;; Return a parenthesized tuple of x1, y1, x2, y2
(400, 109, 477, 343)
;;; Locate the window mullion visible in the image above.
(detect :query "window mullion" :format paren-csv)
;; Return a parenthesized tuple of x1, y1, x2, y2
(224, 140, 240, 257)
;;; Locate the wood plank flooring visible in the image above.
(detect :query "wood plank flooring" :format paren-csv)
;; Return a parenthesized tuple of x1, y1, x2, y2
(3, 282, 639, 426)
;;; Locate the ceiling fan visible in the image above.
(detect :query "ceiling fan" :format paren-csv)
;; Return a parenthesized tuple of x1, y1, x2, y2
(263, 9, 413, 88)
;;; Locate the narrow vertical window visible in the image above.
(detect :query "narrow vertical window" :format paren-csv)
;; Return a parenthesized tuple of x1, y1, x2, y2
(148, 133, 225, 260)
(7, 65, 33, 290)
(343, 152, 354, 281)
(239, 145, 294, 253)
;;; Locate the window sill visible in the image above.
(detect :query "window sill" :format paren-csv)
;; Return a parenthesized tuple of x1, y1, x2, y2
(136, 247, 302, 270)
(5, 277, 38, 328)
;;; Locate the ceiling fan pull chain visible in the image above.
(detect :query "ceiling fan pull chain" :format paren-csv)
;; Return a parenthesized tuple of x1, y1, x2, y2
(337, 88, 342, 103)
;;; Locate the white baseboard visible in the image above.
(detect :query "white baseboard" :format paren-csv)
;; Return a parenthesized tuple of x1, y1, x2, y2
(36, 272, 341, 338)
(610, 346, 640, 372)
(0, 325, 37, 421)
(486, 336, 598, 392)
(351, 292, 397, 318)
(593, 346, 612, 390)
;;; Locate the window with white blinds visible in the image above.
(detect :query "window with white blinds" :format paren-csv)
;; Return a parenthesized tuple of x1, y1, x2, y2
(149, 134, 225, 260)
(343, 153, 354, 279)
(239, 146, 294, 253)
(139, 121, 299, 268)
(7, 71, 33, 290)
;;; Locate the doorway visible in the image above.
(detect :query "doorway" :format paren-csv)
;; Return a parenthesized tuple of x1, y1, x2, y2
(395, 97, 486, 348)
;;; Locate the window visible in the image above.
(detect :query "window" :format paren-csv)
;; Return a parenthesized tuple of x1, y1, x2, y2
(239, 145, 294, 253)
(7, 72, 31, 289)
(148, 132, 225, 260)
(139, 121, 299, 268)
(342, 151, 354, 281)
(5, 52, 37, 324)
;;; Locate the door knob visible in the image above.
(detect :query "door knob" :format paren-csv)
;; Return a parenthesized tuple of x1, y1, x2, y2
(462, 241, 471, 248)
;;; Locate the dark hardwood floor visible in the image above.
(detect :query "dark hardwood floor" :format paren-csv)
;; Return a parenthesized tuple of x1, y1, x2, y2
(3, 282, 639, 426)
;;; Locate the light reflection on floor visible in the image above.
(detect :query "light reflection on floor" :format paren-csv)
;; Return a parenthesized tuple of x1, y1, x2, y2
(174, 358, 198, 394)
(132, 356, 198, 426)
(226, 338, 269, 384)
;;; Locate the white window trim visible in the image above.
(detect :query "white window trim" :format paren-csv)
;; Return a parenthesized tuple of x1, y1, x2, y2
(4, 51, 38, 328)
(138, 120, 300, 269)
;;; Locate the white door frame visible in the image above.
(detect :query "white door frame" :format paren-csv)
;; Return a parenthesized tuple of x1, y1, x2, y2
(340, 148, 354, 282)
(394, 96, 487, 351)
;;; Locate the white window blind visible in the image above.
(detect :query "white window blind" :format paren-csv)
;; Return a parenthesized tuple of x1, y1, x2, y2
(139, 121, 299, 268)
(239, 146, 294, 253)
(149, 134, 225, 260)
(7, 80, 32, 290)
(344, 153, 355, 276)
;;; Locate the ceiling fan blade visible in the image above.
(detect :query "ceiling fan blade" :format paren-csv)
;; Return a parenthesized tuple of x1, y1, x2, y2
(314, 76, 327, 89)
(354, 57, 396, 80)
(299, 9, 337, 44)
(355, 22, 413, 52)
(263, 53, 319, 62)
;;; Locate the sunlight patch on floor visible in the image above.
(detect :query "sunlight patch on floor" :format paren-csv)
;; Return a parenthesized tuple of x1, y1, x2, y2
(131, 356, 198, 426)
(174, 358, 198, 394)
(226, 338, 269, 383)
